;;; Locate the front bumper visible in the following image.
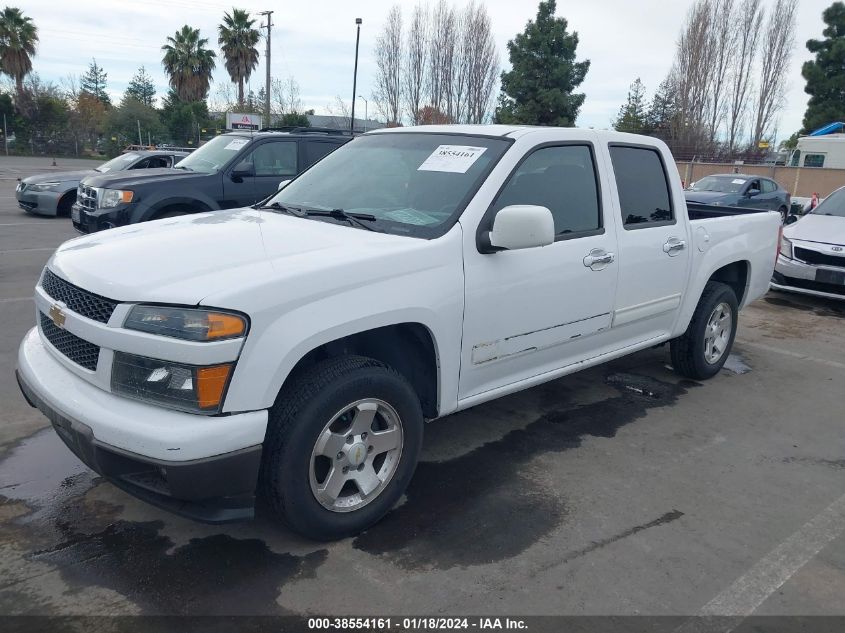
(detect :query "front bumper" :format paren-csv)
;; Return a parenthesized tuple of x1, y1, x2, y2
(16, 188, 61, 216)
(16, 327, 269, 523)
(772, 254, 845, 301)
(72, 203, 132, 233)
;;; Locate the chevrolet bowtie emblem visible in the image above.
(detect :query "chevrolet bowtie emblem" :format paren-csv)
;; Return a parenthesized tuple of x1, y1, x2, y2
(49, 304, 66, 328)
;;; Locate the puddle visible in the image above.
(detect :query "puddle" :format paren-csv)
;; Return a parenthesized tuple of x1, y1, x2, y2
(0, 428, 95, 519)
(33, 521, 327, 615)
(353, 371, 696, 570)
(722, 354, 752, 375)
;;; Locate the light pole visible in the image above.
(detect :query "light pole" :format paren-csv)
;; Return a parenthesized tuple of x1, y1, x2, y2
(357, 95, 368, 132)
(350, 17, 362, 134)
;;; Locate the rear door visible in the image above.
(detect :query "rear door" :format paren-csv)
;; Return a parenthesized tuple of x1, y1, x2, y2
(460, 141, 619, 399)
(606, 143, 691, 342)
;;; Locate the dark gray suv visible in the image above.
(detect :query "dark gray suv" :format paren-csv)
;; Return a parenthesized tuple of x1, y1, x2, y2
(72, 129, 350, 233)
(685, 174, 791, 220)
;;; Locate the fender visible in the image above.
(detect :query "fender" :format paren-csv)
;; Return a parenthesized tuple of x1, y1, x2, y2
(138, 194, 222, 222)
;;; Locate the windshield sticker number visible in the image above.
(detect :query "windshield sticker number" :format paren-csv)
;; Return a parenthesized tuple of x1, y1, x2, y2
(732, 178, 747, 184)
(224, 138, 250, 151)
(418, 145, 487, 173)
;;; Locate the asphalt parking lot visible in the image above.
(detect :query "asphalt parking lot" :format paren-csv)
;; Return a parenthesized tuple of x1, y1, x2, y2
(1, 156, 844, 620)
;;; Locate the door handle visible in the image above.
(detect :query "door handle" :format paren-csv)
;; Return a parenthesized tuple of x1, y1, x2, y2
(583, 249, 615, 270)
(663, 238, 686, 256)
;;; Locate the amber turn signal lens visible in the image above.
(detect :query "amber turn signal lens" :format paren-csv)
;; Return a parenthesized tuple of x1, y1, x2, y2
(206, 313, 246, 339)
(196, 364, 233, 409)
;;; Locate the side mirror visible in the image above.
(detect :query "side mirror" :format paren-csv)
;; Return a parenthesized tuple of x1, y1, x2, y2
(746, 188, 760, 197)
(230, 160, 254, 181)
(277, 179, 291, 191)
(784, 214, 799, 226)
(480, 205, 555, 253)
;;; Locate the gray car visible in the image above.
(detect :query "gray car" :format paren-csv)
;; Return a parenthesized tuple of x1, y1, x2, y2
(685, 174, 791, 220)
(15, 150, 189, 217)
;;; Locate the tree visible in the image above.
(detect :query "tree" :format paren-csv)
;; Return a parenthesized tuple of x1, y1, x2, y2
(403, 3, 428, 124)
(613, 78, 650, 134)
(461, 1, 499, 124)
(160, 88, 212, 145)
(124, 66, 156, 107)
(750, 0, 797, 149)
(69, 91, 107, 151)
(495, 0, 589, 126)
(802, 2, 845, 133)
(0, 7, 38, 101)
(162, 25, 216, 102)
(373, 4, 403, 126)
(726, 0, 763, 152)
(277, 112, 310, 127)
(218, 8, 260, 108)
(647, 77, 678, 142)
(271, 76, 303, 118)
(80, 58, 110, 105)
(107, 97, 165, 146)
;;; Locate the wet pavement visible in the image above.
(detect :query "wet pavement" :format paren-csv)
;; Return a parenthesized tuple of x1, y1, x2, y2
(1, 157, 844, 618)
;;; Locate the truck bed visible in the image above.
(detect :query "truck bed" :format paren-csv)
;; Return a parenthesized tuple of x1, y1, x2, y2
(686, 201, 775, 220)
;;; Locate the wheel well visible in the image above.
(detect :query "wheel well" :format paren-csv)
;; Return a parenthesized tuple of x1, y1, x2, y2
(286, 323, 439, 418)
(57, 190, 76, 217)
(709, 260, 749, 305)
(152, 201, 210, 219)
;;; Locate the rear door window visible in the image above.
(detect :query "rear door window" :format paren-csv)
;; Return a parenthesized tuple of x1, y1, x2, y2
(761, 180, 777, 193)
(251, 141, 298, 177)
(608, 145, 674, 229)
(303, 141, 341, 168)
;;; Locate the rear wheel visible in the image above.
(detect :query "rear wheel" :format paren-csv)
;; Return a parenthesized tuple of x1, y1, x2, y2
(670, 281, 738, 380)
(56, 191, 76, 217)
(260, 355, 423, 540)
(778, 206, 788, 222)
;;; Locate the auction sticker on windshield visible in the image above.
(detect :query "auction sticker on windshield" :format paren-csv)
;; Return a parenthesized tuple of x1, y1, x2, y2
(418, 145, 487, 173)
(732, 178, 747, 184)
(224, 138, 250, 151)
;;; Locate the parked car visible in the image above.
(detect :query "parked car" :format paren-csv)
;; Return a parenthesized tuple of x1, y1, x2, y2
(17, 126, 780, 539)
(685, 174, 791, 220)
(71, 128, 351, 233)
(772, 186, 845, 300)
(15, 150, 190, 217)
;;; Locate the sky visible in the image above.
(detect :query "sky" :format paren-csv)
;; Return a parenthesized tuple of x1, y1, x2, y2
(22, 0, 830, 140)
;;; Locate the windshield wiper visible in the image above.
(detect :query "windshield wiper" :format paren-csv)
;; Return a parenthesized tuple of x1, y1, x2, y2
(300, 208, 381, 232)
(256, 201, 302, 215)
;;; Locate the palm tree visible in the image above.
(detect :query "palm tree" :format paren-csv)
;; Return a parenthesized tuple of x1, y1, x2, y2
(161, 25, 216, 102)
(218, 8, 260, 108)
(0, 7, 38, 100)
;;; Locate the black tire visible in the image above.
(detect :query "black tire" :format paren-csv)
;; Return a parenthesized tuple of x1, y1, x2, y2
(56, 192, 76, 217)
(670, 281, 738, 380)
(154, 208, 188, 220)
(260, 355, 424, 540)
(778, 206, 788, 223)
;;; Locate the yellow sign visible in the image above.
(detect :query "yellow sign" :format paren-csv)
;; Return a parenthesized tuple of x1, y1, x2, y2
(758, 141, 770, 149)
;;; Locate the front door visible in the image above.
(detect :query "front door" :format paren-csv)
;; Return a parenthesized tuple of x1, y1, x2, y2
(607, 144, 691, 341)
(460, 143, 619, 400)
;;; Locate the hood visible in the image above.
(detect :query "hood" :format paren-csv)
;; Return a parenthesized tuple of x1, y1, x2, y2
(81, 167, 189, 188)
(48, 208, 415, 306)
(683, 191, 733, 204)
(23, 170, 95, 184)
(784, 213, 845, 246)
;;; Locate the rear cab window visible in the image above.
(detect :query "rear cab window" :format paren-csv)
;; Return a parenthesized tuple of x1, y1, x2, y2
(608, 145, 674, 229)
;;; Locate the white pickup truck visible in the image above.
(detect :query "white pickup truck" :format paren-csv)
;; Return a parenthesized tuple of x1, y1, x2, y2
(17, 126, 781, 539)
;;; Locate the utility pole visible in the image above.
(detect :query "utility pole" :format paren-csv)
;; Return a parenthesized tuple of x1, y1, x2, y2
(3, 114, 7, 156)
(260, 10, 274, 126)
(350, 18, 362, 134)
(137, 119, 143, 146)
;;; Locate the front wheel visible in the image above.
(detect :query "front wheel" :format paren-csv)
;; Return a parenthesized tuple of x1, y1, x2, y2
(260, 355, 423, 540)
(670, 281, 738, 380)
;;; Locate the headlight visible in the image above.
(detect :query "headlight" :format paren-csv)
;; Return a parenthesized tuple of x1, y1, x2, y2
(780, 235, 793, 259)
(112, 352, 233, 414)
(99, 188, 134, 208)
(124, 305, 247, 341)
(29, 182, 61, 192)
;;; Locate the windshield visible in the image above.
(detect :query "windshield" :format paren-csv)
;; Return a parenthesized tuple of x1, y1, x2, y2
(810, 187, 845, 218)
(95, 153, 140, 173)
(266, 133, 510, 238)
(175, 135, 250, 173)
(689, 176, 747, 193)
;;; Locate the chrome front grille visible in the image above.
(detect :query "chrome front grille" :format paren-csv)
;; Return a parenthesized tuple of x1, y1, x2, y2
(40, 269, 118, 324)
(39, 312, 100, 371)
(77, 184, 98, 211)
